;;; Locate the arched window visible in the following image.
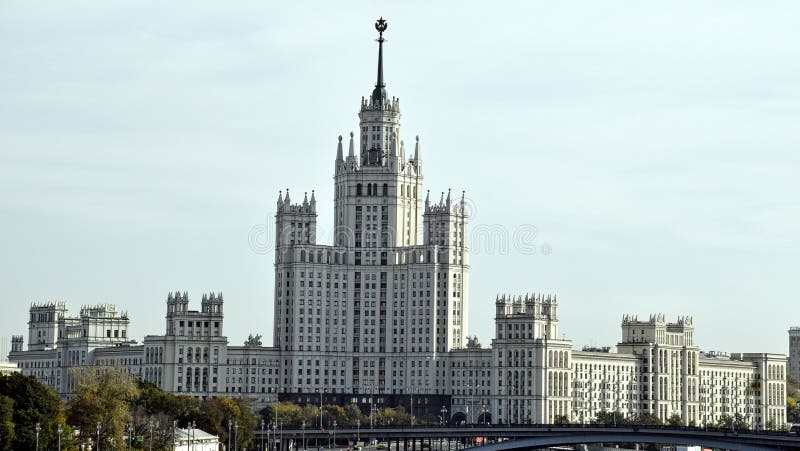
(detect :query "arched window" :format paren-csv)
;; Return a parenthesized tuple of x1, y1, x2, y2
(357, 184, 362, 196)
(383, 183, 388, 196)
(367, 184, 372, 196)
(401, 185, 405, 197)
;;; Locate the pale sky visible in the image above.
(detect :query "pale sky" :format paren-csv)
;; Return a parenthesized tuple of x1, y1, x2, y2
(1, 2, 799, 356)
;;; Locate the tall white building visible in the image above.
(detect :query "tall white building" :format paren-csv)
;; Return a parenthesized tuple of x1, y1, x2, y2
(6, 18, 789, 429)
(273, 16, 468, 399)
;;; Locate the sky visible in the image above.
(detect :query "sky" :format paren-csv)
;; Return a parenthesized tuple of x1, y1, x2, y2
(1, 2, 799, 357)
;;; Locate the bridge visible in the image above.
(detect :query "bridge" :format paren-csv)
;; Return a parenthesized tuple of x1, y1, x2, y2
(254, 425, 800, 451)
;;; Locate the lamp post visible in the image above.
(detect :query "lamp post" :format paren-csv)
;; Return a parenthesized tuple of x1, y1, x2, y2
(408, 387, 416, 427)
(96, 421, 102, 451)
(127, 423, 134, 451)
(34, 422, 41, 451)
(57, 423, 62, 451)
(234, 421, 239, 451)
(190, 421, 197, 451)
(148, 420, 154, 451)
(228, 419, 233, 451)
(302, 421, 306, 451)
(261, 419, 265, 451)
(440, 406, 447, 426)
(333, 421, 337, 451)
(317, 388, 325, 429)
(356, 419, 360, 446)
(172, 420, 177, 451)
(279, 421, 283, 451)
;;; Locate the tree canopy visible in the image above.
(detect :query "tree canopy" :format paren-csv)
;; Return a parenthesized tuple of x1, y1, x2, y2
(0, 373, 74, 450)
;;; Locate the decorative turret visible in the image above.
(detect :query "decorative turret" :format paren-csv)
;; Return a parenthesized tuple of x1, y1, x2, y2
(167, 291, 189, 316)
(201, 291, 224, 317)
(424, 189, 468, 216)
(11, 335, 23, 353)
(494, 293, 560, 340)
(275, 188, 318, 257)
(275, 188, 316, 214)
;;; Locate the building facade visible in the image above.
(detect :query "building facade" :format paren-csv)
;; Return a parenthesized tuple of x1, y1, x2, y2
(6, 19, 789, 429)
(789, 327, 800, 380)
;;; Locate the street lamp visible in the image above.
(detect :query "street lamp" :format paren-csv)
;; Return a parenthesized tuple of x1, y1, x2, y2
(234, 421, 239, 451)
(57, 423, 62, 451)
(356, 419, 360, 446)
(148, 420, 155, 451)
(35, 422, 41, 451)
(128, 423, 134, 451)
(279, 421, 283, 451)
(189, 421, 197, 451)
(302, 421, 306, 451)
(333, 421, 337, 451)
(316, 388, 326, 429)
(407, 387, 416, 427)
(228, 419, 233, 451)
(261, 419, 265, 451)
(96, 421, 102, 451)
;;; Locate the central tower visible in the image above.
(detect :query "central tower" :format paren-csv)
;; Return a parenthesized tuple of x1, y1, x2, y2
(334, 17, 423, 250)
(274, 18, 469, 398)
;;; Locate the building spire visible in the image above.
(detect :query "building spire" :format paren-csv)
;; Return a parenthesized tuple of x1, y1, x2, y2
(371, 17, 388, 106)
(348, 131, 355, 157)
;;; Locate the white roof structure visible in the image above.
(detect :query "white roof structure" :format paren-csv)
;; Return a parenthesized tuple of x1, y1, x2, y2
(173, 427, 219, 451)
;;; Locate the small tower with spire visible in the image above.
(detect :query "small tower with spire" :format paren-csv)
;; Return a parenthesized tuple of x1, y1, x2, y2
(333, 17, 424, 249)
(357, 17, 403, 168)
(275, 188, 318, 262)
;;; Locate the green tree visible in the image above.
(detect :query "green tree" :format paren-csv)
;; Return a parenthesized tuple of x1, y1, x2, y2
(375, 407, 411, 426)
(592, 411, 625, 426)
(198, 397, 257, 450)
(324, 404, 347, 428)
(666, 413, 683, 426)
(0, 395, 14, 451)
(733, 413, 750, 430)
(66, 366, 140, 450)
(344, 403, 363, 426)
(553, 414, 572, 425)
(0, 373, 74, 451)
(302, 403, 320, 428)
(787, 375, 800, 424)
(633, 413, 662, 426)
(263, 401, 305, 428)
(765, 418, 777, 431)
(716, 413, 733, 429)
